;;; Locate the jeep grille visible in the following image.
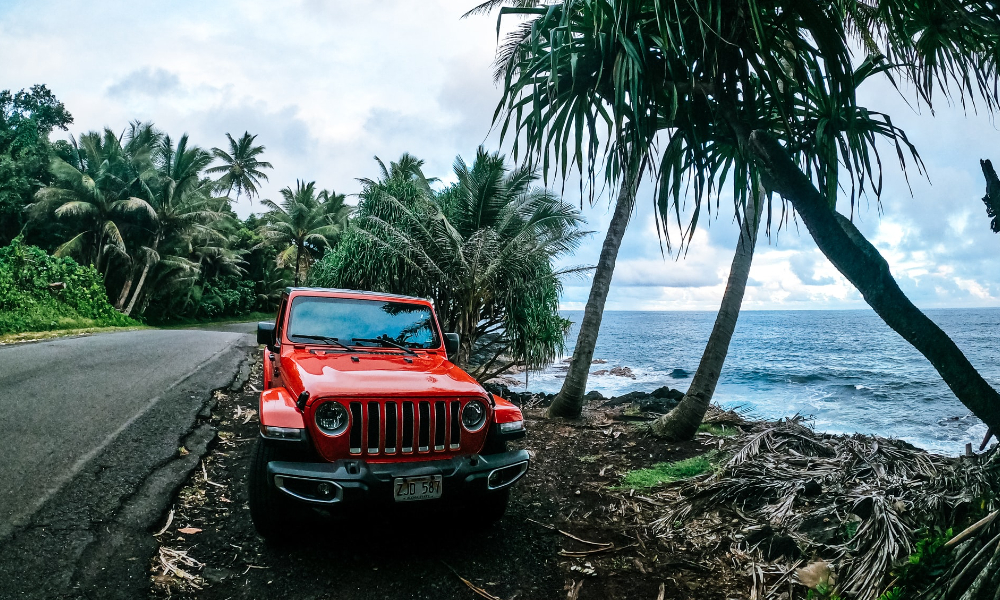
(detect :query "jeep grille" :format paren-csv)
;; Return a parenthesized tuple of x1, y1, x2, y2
(348, 400, 462, 456)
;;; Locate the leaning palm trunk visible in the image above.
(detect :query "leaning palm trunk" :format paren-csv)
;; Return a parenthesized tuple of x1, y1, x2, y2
(115, 266, 136, 310)
(750, 130, 1000, 434)
(651, 183, 765, 440)
(124, 237, 159, 317)
(548, 157, 644, 418)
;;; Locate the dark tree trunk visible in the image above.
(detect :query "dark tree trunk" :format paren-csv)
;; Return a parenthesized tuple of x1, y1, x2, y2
(116, 266, 135, 310)
(651, 183, 764, 440)
(124, 236, 160, 317)
(981, 158, 1000, 233)
(548, 157, 644, 418)
(293, 242, 302, 286)
(750, 130, 1000, 434)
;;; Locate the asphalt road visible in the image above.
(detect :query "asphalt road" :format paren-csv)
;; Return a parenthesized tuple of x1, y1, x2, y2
(0, 325, 256, 599)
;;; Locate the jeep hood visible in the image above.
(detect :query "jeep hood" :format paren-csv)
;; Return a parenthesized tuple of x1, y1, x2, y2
(279, 349, 487, 399)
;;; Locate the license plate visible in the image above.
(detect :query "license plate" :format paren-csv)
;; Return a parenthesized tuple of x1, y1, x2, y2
(393, 475, 443, 502)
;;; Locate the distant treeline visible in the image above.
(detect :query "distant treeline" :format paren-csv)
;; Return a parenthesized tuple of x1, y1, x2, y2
(0, 84, 347, 324)
(0, 85, 581, 377)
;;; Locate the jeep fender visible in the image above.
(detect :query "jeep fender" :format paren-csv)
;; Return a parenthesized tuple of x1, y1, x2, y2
(490, 394, 524, 424)
(260, 387, 306, 430)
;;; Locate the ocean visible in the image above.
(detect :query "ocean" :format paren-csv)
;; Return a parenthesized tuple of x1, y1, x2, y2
(521, 309, 1000, 456)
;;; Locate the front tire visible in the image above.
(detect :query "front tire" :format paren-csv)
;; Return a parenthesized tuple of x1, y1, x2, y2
(480, 487, 511, 523)
(248, 437, 295, 542)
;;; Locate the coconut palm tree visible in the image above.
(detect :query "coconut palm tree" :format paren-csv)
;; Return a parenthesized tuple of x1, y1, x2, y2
(207, 132, 272, 203)
(258, 180, 350, 285)
(28, 126, 157, 278)
(118, 133, 223, 316)
(485, 0, 1000, 439)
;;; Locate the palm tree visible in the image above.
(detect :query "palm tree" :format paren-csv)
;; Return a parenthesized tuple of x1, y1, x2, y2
(487, 0, 771, 419)
(311, 149, 586, 380)
(485, 0, 1000, 439)
(652, 185, 764, 438)
(258, 180, 350, 285)
(207, 132, 273, 203)
(548, 157, 644, 416)
(29, 127, 157, 278)
(119, 133, 222, 316)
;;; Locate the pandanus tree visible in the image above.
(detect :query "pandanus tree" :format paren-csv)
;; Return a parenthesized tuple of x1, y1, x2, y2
(207, 132, 273, 203)
(257, 180, 350, 285)
(485, 0, 1000, 442)
(484, 0, 776, 420)
(309, 149, 586, 380)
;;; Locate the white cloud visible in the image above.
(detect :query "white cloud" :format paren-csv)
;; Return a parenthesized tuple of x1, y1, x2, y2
(1, 0, 998, 310)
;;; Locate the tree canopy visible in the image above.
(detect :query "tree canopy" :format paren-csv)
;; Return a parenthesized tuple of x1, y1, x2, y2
(308, 148, 587, 381)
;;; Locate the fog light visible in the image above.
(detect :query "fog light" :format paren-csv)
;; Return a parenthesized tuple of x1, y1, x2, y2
(499, 420, 524, 434)
(261, 425, 305, 441)
(317, 482, 333, 497)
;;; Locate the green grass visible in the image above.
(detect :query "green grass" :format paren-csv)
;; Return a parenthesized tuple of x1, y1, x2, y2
(0, 324, 148, 345)
(698, 423, 738, 437)
(616, 454, 717, 489)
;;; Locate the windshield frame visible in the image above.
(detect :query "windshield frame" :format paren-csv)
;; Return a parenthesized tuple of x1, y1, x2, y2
(282, 293, 444, 352)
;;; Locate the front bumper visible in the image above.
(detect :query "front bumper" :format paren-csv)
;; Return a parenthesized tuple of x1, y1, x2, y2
(267, 450, 530, 505)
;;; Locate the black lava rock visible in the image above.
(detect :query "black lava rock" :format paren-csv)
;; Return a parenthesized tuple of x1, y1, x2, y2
(670, 368, 691, 379)
(651, 386, 685, 401)
(483, 382, 513, 400)
(637, 397, 679, 414)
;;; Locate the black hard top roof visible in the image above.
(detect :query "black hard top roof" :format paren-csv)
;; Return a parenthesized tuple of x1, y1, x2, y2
(284, 287, 431, 303)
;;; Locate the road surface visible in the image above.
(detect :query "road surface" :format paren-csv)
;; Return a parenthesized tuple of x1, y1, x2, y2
(0, 325, 255, 598)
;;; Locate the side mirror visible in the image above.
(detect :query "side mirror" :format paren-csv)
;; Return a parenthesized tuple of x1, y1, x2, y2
(444, 333, 459, 358)
(257, 322, 276, 349)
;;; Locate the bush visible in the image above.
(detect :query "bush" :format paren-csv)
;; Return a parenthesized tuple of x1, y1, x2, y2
(0, 237, 136, 334)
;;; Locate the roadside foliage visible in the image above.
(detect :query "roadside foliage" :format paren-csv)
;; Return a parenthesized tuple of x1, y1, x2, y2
(0, 237, 135, 334)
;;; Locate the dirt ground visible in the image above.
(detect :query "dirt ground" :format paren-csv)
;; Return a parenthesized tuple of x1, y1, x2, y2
(146, 356, 748, 600)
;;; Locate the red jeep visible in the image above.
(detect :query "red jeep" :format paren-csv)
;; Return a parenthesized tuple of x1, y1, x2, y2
(249, 288, 529, 539)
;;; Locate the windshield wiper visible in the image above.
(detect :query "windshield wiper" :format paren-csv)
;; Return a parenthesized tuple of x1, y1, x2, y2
(352, 337, 418, 355)
(291, 334, 368, 353)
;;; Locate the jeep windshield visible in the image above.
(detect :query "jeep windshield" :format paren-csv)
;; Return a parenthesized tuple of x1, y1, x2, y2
(286, 296, 440, 350)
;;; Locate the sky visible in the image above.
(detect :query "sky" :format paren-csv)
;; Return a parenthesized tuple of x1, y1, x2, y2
(2, 0, 998, 311)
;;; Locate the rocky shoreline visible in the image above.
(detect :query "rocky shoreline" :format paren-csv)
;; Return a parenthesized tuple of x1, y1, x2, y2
(484, 382, 687, 415)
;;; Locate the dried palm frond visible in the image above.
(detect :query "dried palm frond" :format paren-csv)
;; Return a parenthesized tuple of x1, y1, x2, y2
(639, 415, 1000, 600)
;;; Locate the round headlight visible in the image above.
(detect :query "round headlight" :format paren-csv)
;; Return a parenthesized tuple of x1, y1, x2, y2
(461, 400, 487, 431)
(315, 402, 349, 435)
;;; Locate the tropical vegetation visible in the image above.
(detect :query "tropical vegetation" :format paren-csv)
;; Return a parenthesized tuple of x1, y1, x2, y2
(0, 237, 136, 334)
(0, 86, 358, 330)
(308, 148, 586, 381)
